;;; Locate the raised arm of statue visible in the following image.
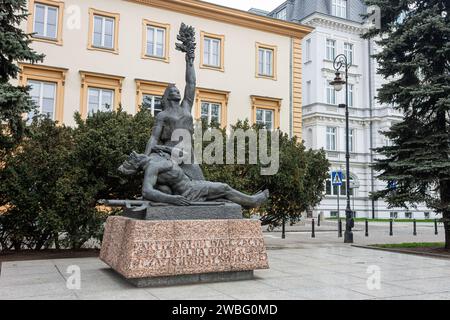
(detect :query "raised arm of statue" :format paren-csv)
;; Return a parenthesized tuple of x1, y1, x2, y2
(181, 50, 196, 113)
(176, 23, 196, 113)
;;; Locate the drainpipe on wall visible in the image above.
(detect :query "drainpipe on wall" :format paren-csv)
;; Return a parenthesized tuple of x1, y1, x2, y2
(368, 39, 376, 219)
(289, 37, 294, 138)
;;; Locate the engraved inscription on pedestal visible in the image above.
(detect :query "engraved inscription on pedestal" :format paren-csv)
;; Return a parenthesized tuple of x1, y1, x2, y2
(100, 216, 269, 281)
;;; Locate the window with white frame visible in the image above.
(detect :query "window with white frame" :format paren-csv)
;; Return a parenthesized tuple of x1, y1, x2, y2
(305, 39, 311, 62)
(326, 39, 336, 60)
(348, 84, 354, 107)
(142, 94, 163, 116)
(276, 7, 287, 20)
(146, 25, 166, 58)
(28, 80, 56, 121)
(203, 37, 221, 67)
(405, 212, 413, 219)
(349, 128, 355, 152)
(88, 88, 114, 115)
(201, 102, 221, 125)
(390, 212, 398, 219)
(344, 42, 354, 65)
(326, 85, 337, 105)
(332, 0, 347, 18)
(424, 212, 430, 219)
(33, 2, 58, 39)
(256, 109, 274, 130)
(258, 47, 274, 77)
(92, 15, 115, 49)
(326, 127, 337, 151)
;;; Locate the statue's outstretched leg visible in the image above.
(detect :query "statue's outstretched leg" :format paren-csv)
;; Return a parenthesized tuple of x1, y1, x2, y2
(206, 183, 269, 208)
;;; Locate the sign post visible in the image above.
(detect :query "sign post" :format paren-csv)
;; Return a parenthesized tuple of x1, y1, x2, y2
(332, 171, 344, 220)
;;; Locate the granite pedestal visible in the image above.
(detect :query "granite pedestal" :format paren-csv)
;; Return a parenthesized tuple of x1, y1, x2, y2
(100, 215, 269, 287)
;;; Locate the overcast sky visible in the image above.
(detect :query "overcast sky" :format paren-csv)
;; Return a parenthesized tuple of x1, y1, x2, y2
(204, 0, 286, 12)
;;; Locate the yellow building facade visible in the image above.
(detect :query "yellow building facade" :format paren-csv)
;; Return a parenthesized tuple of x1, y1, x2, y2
(18, 0, 312, 138)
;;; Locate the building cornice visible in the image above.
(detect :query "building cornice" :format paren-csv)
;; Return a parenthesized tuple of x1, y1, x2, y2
(302, 13, 367, 35)
(321, 67, 363, 82)
(125, 0, 313, 38)
(303, 113, 368, 126)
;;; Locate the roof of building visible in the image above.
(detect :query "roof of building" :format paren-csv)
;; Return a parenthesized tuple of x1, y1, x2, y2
(267, 0, 367, 24)
(126, 0, 313, 38)
(248, 8, 270, 16)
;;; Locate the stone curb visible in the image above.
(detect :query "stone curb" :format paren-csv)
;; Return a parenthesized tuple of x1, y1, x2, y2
(263, 229, 337, 233)
(351, 244, 450, 260)
(263, 228, 363, 233)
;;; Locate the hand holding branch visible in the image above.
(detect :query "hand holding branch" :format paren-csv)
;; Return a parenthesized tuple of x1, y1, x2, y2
(176, 23, 196, 65)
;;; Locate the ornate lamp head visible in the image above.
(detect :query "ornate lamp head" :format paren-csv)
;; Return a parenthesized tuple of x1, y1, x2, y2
(330, 72, 346, 92)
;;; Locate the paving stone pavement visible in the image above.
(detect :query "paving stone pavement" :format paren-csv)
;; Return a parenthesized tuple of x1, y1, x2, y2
(1, 243, 450, 300)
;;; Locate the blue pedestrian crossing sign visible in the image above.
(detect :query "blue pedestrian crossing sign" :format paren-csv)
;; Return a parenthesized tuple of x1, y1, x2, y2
(331, 171, 344, 186)
(388, 180, 398, 190)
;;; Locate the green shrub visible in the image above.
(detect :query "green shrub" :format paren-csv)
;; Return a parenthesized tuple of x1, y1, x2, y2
(0, 108, 155, 251)
(200, 120, 330, 227)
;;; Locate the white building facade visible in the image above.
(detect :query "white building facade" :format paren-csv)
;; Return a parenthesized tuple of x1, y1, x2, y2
(263, 0, 434, 219)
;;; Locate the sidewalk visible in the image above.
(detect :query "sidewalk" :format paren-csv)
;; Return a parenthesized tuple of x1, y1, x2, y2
(1, 243, 450, 300)
(1, 218, 449, 300)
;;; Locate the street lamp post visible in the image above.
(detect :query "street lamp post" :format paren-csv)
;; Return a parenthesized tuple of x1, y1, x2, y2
(330, 54, 354, 244)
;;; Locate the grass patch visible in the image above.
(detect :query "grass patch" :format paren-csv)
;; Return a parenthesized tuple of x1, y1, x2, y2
(372, 242, 445, 249)
(326, 218, 437, 223)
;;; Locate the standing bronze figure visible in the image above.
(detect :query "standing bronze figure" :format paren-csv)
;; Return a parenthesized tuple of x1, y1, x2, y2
(144, 23, 204, 181)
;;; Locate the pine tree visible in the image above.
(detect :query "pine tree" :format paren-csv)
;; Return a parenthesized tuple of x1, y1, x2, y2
(364, 0, 450, 248)
(0, 0, 44, 157)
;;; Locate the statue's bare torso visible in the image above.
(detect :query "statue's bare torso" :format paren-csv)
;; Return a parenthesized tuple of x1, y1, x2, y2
(158, 109, 194, 147)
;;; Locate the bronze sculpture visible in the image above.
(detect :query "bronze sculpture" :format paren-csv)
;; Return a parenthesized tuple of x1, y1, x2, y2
(100, 24, 270, 286)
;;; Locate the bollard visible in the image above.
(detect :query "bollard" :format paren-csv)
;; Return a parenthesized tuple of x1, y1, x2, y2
(318, 213, 321, 227)
(365, 219, 369, 237)
(338, 219, 343, 238)
(312, 219, 316, 238)
(390, 219, 393, 236)
(413, 219, 417, 236)
(435, 219, 438, 235)
(282, 217, 286, 239)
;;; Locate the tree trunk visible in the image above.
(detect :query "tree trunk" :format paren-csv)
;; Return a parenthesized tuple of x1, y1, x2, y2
(437, 109, 449, 250)
(445, 224, 450, 250)
(444, 210, 450, 250)
(440, 179, 450, 250)
(441, 184, 450, 250)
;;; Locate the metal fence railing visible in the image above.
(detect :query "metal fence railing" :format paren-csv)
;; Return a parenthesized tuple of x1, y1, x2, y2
(308, 218, 441, 239)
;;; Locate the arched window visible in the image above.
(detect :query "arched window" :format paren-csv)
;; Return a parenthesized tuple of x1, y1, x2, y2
(325, 173, 355, 196)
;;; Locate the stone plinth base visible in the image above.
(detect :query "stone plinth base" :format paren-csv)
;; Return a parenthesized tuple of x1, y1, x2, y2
(145, 203, 242, 220)
(121, 203, 242, 221)
(127, 271, 253, 288)
(100, 216, 269, 287)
